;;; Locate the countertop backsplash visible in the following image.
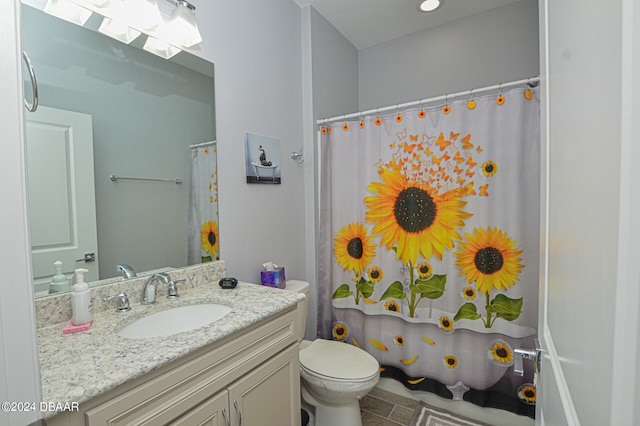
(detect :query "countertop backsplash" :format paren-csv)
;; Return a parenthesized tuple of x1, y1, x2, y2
(34, 260, 227, 329)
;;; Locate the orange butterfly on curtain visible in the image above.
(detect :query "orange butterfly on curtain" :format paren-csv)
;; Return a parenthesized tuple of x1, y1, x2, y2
(436, 133, 452, 150)
(403, 142, 417, 153)
(461, 134, 473, 149)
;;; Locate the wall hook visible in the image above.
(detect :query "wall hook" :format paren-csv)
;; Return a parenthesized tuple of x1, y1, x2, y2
(291, 147, 303, 164)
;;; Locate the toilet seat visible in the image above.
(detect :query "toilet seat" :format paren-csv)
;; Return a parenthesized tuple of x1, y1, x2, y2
(299, 339, 379, 381)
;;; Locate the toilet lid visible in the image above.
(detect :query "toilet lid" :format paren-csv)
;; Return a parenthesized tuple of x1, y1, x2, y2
(299, 339, 379, 380)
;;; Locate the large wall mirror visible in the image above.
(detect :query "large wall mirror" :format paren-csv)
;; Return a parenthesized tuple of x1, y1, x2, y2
(21, 2, 218, 297)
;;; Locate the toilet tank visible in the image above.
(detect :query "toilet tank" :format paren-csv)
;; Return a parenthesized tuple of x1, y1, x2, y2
(285, 280, 310, 341)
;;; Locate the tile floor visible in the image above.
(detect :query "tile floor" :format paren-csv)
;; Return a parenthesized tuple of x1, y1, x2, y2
(359, 378, 535, 426)
(360, 386, 419, 426)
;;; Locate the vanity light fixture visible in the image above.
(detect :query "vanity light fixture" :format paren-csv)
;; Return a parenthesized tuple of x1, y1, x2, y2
(75, 0, 111, 8)
(99, 17, 142, 44)
(165, 0, 202, 48)
(126, 0, 164, 31)
(44, 0, 92, 26)
(44, 0, 203, 57)
(418, 0, 442, 12)
(143, 36, 181, 59)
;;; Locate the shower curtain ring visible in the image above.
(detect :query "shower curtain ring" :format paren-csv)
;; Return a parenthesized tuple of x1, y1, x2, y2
(496, 83, 505, 105)
(418, 100, 426, 118)
(395, 105, 403, 122)
(374, 109, 382, 126)
(467, 89, 477, 110)
(443, 95, 450, 114)
(342, 115, 350, 132)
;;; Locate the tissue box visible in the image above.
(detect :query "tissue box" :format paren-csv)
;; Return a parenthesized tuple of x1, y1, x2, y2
(261, 267, 286, 289)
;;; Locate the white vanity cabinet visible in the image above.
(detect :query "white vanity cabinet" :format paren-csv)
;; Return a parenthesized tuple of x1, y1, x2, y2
(45, 308, 301, 426)
(169, 345, 299, 426)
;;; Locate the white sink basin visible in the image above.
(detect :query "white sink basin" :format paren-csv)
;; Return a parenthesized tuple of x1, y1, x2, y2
(117, 303, 232, 339)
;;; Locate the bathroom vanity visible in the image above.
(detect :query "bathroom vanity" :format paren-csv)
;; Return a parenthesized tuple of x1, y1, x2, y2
(37, 263, 303, 426)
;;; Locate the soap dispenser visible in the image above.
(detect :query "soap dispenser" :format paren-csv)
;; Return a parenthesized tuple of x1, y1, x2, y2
(49, 260, 71, 294)
(71, 268, 92, 326)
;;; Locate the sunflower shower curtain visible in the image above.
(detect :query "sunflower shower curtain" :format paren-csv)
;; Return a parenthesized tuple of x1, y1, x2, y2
(188, 143, 220, 264)
(318, 87, 540, 417)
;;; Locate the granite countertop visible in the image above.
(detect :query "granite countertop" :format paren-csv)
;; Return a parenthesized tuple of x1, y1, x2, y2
(37, 281, 303, 416)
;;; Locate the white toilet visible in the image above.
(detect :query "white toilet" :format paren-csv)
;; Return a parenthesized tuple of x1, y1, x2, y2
(286, 280, 380, 426)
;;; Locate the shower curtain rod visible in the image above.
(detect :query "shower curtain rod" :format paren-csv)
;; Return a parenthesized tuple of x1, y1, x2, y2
(190, 140, 217, 149)
(317, 76, 540, 126)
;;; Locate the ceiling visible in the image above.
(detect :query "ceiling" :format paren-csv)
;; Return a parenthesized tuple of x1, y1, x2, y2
(293, 0, 520, 50)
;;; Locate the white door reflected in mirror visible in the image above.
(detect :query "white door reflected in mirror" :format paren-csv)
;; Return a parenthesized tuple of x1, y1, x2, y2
(26, 105, 99, 292)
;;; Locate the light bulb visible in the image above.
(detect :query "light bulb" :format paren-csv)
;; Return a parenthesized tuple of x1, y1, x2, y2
(143, 36, 181, 59)
(98, 17, 141, 44)
(44, 0, 92, 26)
(75, 0, 111, 8)
(126, 0, 163, 31)
(419, 0, 441, 12)
(166, 1, 202, 48)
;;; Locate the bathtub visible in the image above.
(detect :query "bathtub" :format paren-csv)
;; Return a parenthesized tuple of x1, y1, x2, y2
(332, 298, 536, 399)
(251, 162, 279, 181)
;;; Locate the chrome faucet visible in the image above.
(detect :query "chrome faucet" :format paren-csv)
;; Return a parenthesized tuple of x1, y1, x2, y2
(116, 264, 137, 279)
(141, 273, 171, 305)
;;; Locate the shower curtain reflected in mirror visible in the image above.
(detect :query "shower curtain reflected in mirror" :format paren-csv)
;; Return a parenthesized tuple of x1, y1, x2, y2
(318, 87, 540, 417)
(188, 143, 220, 264)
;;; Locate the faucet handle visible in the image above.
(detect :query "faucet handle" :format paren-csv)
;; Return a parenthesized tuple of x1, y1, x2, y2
(167, 279, 185, 299)
(103, 292, 131, 312)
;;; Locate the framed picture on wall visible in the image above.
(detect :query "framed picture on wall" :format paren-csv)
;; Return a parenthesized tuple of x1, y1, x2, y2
(244, 133, 281, 184)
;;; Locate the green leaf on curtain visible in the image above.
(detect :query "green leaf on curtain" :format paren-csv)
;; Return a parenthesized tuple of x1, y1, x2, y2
(332, 284, 353, 299)
(201, 256, 212, 263)
(356, 277, 375, 298)
(454, 303, 482, 321)
(413, 274, 446, 299)
(380, 281, 405, 300)
(487, 294, 523, 321)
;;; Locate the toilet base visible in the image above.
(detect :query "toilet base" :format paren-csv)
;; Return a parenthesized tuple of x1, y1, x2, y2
(301, 383, 363, 426)
(301, 408, 310, 426)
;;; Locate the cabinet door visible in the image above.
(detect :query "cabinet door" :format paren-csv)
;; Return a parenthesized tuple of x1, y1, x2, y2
(228, 344, 300, 426)
(169, 390, 229, 426)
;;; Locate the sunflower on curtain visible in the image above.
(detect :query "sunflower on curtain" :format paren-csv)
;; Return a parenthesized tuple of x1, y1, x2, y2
(188, 143, 220, 264)
(318, 87, 540, 417)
